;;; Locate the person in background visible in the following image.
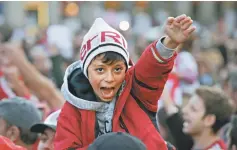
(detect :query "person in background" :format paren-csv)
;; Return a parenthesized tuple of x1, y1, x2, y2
(162, 86, 234, 150)
(174, 38, 200, 100)
(31, 110, 61, 150)
(0, 97, 42, 149)
(182, 86, 233, 149)
(29, 45, 64, 89)
(0, 44, 65, 110)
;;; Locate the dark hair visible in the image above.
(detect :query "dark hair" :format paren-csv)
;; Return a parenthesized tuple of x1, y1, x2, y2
(157, 108, 176, 146)
(196, 86, 234, 133)
(93, 51, 126, 65)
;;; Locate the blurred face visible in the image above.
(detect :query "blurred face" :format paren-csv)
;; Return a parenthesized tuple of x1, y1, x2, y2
(32, 54, 52, 75)
(38, 128, 55, 150)
(182, 95, 206, 135)
(87, 55, 126, 102)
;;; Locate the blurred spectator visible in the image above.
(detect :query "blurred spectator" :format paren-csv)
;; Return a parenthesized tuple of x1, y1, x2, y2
(182, 86, 233, 149)
(29, 45, 64, 88)
(0, 48, 32, 100)
(0, 44, 65, 110)
(133, 7, 152, 35)
(0, 97, 42, 149)
(31, 109, 61, 150)
(162, 86, 234, 150)
(196, 56, 214, 86)
(175, 39, 200, 97)
(29, 45, 52, 77)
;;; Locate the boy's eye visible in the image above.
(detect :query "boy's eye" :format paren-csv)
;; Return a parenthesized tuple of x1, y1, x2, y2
(96, 68, 104, 72)
(115, 67, 122, 72)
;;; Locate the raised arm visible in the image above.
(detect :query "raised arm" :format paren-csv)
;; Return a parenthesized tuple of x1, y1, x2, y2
(132, 14, 195, 112)
(1, 44, 65, 109)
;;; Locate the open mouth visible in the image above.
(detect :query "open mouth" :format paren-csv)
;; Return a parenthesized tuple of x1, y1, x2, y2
(183, 117, 191, 129)
(100, 87, 115, 99)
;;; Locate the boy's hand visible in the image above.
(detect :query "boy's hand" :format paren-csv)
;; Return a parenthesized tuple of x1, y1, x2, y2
(163, 14, 196, 49)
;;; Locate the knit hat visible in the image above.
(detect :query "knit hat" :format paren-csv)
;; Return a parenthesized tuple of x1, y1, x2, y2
(88, 132, 146, 150)
(0, 97, 42, 130)
(31, 109, 61, 133)
(79, 18, 129, 78)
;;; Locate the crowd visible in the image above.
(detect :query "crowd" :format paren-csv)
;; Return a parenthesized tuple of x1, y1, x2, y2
(0, 5, 237, 150)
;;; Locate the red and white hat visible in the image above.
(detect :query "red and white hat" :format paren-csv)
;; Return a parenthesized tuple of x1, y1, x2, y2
(79, 18, 129, 78)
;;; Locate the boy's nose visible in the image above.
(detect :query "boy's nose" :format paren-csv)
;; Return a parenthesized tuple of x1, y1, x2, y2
(105, 71, 115, 82)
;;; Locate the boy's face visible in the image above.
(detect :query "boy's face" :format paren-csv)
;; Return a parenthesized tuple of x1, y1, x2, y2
(182, 95, 210, 136)
(87, 55, 126, 102)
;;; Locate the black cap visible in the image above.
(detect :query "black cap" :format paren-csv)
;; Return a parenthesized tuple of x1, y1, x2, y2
(88, 132, 147, 150)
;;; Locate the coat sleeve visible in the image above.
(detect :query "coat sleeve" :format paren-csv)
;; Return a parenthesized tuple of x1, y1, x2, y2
(54, 102, 88, 150)
(131, 37, 177, 112)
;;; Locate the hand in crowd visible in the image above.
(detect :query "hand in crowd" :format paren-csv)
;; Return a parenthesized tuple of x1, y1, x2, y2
(0, 43, 65, 109)
(0, 43, 28, 70)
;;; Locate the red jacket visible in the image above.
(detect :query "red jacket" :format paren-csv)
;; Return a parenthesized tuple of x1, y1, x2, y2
(0, 136, 26, 150)
(55, 41, 177, 150)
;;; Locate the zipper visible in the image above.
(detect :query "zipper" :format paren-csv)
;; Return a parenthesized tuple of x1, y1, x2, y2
(119, 116, 129, 133)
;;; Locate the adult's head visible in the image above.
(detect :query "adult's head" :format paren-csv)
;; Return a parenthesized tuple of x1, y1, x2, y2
(29, 45, 52, 76)
(0, 97, 42, 148)
(182, 86, 233, 137)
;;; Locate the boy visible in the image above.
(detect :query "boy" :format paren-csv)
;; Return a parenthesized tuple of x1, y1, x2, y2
(55, 14, 195, 149)
(182, 86, 233, 149)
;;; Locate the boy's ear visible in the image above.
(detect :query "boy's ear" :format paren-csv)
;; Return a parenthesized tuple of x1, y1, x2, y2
(204, 114, 216, 128)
